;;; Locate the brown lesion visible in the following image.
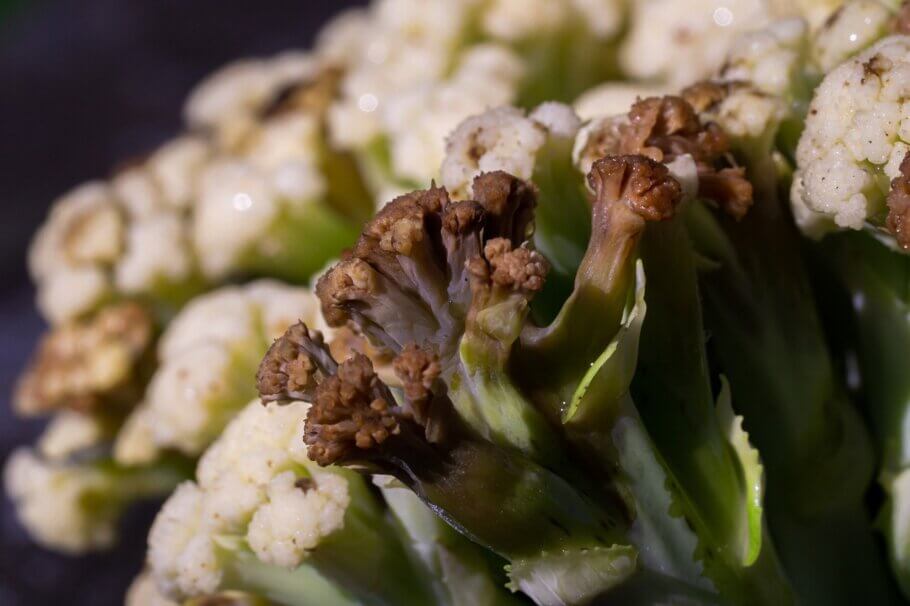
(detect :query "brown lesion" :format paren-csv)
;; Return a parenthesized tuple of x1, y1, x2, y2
(589, 155, 683, 224)
(258, 66, 343, 120)
(886, 153, 910, 250)
(306, 353, 409, 466)
(618, 92, 754, 220)
(393, 343, 441, 426)
(894, 2, 910, 35)
(258, 323, 336, 403)
(15, 302, 154, 415)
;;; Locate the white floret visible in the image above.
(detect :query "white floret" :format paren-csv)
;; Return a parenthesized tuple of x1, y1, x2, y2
(38, 411, 106, 460)
(144, 343, 235, 455)
(245, 279, 328, 340)
(114, 213, 193, 294)
(316, 8, 371, 67)
(442, 105, 569, 199)
(247, 470, 349, 568)
(114, 406, 161, 465)
(813, 1, 894, 72)
(573, 82, 670, 121)
(4, 448, 115, 553)
(29, 182, 122, 280)
(112, 167, 164, 220)
(380, 44, 524, 185)
(184, 52, 322, 131)
(482, 0, 570, 41)
(794, 35, 910, 234)
(148, 481, 218, 598)
(157, 286, 258, 359)
(37, 266, 110, 324)
(148, 400, 348, 600)
(118, 282, 318, 460)
(621, 0, 776, 87)
(721, 18, 809, 97)
(147, 137, 210, 209)
(193, 160, 282, 279)
(569, 0, 625, 38)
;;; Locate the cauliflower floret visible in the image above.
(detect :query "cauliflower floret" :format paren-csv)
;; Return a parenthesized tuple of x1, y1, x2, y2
(247, 470, 349, 568)
(36, 266, 110, 324)
(380, 44, 525, 186)
(4, 448, 117, 553)
(147, 136, 210, 209)
(315, 8, 371, 67)
(184, 52, 322, 132)
(193, 160, 288, 279)
(147, 400, 350, 600)
(441, 106, 546, 199)
(116, 282, 323, 461)
(114, 213, 193, 294)
(482, 0, 571, 41)
(813, 1, 895, 72)
(793, 35, 910, 240)
(622, 0, 776, 88)
(38, 411, 106, 460)
(721, 17, 809, 97)
(148, 481, 217, 598)
(157, 286, 258, 359)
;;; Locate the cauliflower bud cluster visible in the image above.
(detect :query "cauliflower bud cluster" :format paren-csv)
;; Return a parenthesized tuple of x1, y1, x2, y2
(147, 399, 349, 599)
(115, 280, 329, 464)
(792, 35, 910, 246)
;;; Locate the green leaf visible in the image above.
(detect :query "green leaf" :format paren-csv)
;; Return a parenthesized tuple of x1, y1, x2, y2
(714, 378, 764, 567)
(505, 545, 637, 606)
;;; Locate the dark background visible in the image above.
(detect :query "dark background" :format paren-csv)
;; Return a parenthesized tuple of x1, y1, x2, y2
(0, 1, 363, 603)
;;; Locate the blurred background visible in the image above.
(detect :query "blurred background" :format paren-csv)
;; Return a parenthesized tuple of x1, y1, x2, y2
(0, 2, 362, 603)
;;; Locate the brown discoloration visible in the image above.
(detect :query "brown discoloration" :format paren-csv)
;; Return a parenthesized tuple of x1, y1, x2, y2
(305, 353, 405, 466)
(294, 477, 315, 492)
(863, 54, 893, 82)
(393, 344, 441, 425)
(317, 170, 544, 359)
(699, 168, 754, 221)
(588, 155, 683, 223)
(893, 2, 910, 35)
(618, 94, 753, 220)
(472, 171, 537, 243)
(482, 239, 549, 294)
(887, 153, 910, 250)
(257, 322, 336, 403)
(15, 302, 154, 415)
(681, 81, 733, 114)
(258, 66, 343, 120)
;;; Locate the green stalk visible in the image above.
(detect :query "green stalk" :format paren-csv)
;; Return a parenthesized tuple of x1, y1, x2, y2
(822, 230, 910, 598)
(688, 160, 901, 603)
(633, 217, 793, 605)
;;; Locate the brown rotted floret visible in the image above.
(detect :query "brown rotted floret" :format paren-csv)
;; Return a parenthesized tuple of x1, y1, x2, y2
(393, 344, 442, 425)
(886, 153, 910, 250)
(619, 94, 752, 220)
(315, 258, 381, 328)
(588, 155, 682, 223)
(482, 239, 549, 295)
(442, 200, 486, 234)
(15, 302, 153, 415)
(305, 353, 406, 466)
(471, 171, 537, 243)
(257, 322, 336, 403)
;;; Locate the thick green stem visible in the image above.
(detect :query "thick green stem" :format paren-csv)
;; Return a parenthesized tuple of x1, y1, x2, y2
(688, 171, 901, 603)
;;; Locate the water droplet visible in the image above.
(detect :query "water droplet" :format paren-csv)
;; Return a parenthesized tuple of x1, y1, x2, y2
(232, 192, 253, 211)
(713, 7, 733, 27)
